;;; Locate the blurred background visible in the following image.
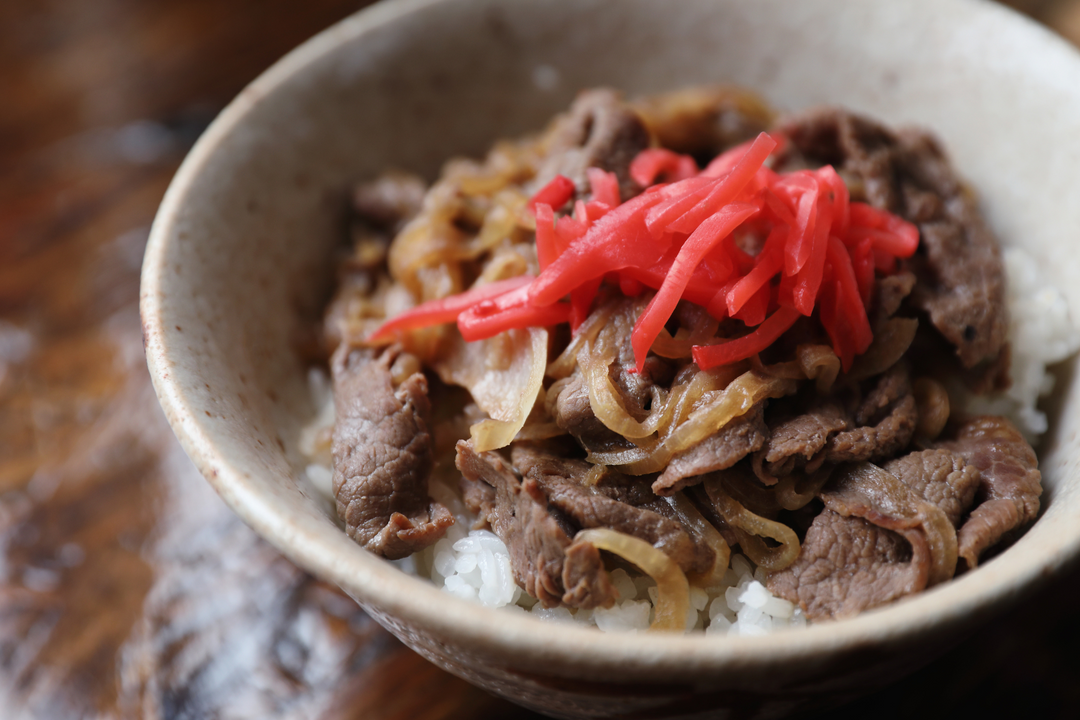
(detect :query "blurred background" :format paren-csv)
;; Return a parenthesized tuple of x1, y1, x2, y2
(3, 1, 1079, 718)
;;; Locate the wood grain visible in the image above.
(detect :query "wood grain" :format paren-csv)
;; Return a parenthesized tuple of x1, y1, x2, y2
(0, 1, 531, 718)
(2, 1, 1079, 719)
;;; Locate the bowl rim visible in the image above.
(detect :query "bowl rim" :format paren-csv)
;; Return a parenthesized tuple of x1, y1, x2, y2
(141, 0, 1080, 676)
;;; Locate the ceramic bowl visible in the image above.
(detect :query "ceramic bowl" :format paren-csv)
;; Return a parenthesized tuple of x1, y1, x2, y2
(140, 0, 1080, 717)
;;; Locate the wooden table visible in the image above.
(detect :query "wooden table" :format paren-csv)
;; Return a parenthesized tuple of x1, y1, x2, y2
(4, 1, 1080, 717)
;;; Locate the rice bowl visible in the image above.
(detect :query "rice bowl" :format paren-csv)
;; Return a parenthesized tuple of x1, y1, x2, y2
(140, 0, 1080, 717)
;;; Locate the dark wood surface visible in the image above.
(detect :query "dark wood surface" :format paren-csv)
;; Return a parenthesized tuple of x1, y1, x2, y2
(4, 1, 1080, 718)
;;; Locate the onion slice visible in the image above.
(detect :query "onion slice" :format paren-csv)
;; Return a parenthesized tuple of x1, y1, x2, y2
(547, 302, 613, 380)
(796, 343, 841, 393)
(624, 370, 794, 475)
(773, 465, 834, 511)
(434, 328, 548, 452)
(579, 341, 670, 439)
(664, 493, 731, 588)
(847, 318, 919, 380)
(471, 328, 548, 452)
(573, 528, 690, 632)
(702, 476, 801, 571)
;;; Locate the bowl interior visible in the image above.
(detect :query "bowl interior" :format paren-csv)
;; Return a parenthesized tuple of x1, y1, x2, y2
(142, 0, 1080, 686)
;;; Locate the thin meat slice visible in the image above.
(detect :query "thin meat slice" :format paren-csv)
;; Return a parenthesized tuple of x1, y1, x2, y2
(550, 371, 627, 453)
(756, 400, 849, 482)
(935, 416, 1042, 568)
(460, 471, 497, 530)
(653, 403, 769, 495)
(537, 88, 652, 202)
(768, 460, 958, 620)
(331, 345, 453, 559)
(754, 364, 918, 483)
(455, 442, 616, 608)
(825, 363, 917, 464)
(870, 271, 917, 331)
(511, 445, 712, 575)
(767, 510, 923, 621)
(767, 448, 980, 620)
(900, 133, 1007, 371)
(821, 463, 957, 587)
(881, 449, 980, 527)
(778, 108, 1007, 370)
(589, 468, 661, 508)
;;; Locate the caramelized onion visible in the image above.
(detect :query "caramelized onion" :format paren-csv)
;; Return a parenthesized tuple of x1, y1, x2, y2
(573, 528, 690, 632)
(582, 464, 608, 487)
(797, 344, 842, 393)
(664, 493, 731, 588)
(650, 311, 720, 359)
(433, 328, 547, 452)
(474, 248, 530, 285)
(389, 184, 470, 297)
(586, 441, 658, 468)
(650, 327, 697, 359)
(703, 476, 801, 571)
(579, 342, 671, 439)
(630, 371, 794, 474)
(467, 189, 528, 258)
(586, 369, 793, 473)
(849, 318, 919, 380)
(513, 422, 566, 441)
(773, 465, 833, 511)
(547, 303, 613, 380)
(663, 371, 793, 457)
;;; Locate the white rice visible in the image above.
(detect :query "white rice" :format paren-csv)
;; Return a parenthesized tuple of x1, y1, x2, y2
(412, 519, 805, 634)
(301, 246, 1078, 633)
(958, 247, 1080, 439)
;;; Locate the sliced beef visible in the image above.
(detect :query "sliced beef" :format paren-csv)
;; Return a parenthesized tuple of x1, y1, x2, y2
(603, 300, 675, 416)
(767, 510, 924, 621)
(870, 271, 917, 331)
(769, 457, 958, 620)
(549, 371, 627, 453)
(756, 400, 849, 481)
(331, 345, 453, 559)
(460, 470, 497, 530)
(778, 108, 1007, 370)
(912, 377, 952, 441)
(768, 443, 983, 620)
(653, 403, 769, 495)
(537, 88, 652, 203)
(935, 416, 1042, 568)
(819, 463, 957, 586)
(584, 467, 661, 508)
(511, 445, 713, 575)
(825, 363, 917, 464)
(455, 442, 616, 608)
(755, 363, 917, 481)
(507, 442, 657, 507)
(900, 134, 1007, 371)
(882, 449, 980, 527)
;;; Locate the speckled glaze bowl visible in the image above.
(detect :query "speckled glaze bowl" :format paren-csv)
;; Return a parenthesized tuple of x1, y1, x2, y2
(140, 0, 1080, 717)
